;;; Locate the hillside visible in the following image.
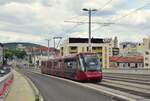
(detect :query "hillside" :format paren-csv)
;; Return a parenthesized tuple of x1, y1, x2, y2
(4, 42, 44, 50)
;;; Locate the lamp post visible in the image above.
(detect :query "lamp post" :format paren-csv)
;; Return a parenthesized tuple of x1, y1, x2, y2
(46, 39, 51, 60)
(82, 8, 97, 52)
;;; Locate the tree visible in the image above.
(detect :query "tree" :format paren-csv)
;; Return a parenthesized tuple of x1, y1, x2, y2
(14, 49, 27, 59)
(4, 49, 13, 64)
(4, 49, 13, 60)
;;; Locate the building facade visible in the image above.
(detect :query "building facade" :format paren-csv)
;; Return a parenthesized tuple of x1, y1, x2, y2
(110, 56, 144, 68)
(119, 37, 150, 68)
(60, 38, 113, 68)
(119, 42, 140, 56)
(26, 46, 59, 67)
(143, 37, 150, 68)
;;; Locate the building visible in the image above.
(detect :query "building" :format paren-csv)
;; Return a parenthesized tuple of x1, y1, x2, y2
(144, 50, 150, 68)
(135, 37, 150, 68)
(109, 36, 119, 56)
(110, 56, 144, 68)
(119, 37, 150, 68)
(29, 46, 59, 67)
(60, 37, 113, 68)
(16, 44, 26, 51)
(119, 42, 141, 56)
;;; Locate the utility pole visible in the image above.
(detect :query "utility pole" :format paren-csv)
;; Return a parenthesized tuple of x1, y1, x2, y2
(88, 9, 92, 52)
(83, 8, 97, 52)
(46, 39, 51, 60)
(64, 8, 114, 53)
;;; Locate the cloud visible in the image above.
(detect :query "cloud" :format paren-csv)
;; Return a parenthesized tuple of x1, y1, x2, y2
(0, 31, 45, 43)
(0, 0, 149, 46)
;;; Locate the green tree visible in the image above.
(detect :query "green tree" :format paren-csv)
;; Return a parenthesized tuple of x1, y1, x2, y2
(4, 49, 13, 60)
(4, 49, 13, 64)
(14, 49, 27, 59)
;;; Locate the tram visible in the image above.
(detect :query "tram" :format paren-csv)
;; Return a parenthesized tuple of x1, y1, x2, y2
(40, 52, 102, 82)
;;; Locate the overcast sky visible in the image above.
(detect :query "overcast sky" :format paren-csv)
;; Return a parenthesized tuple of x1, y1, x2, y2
(0, 0, 149, 46)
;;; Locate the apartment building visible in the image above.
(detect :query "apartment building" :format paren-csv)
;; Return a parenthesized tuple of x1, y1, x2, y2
(60, 37, 114, 68)
(119, 42, 140, 56)
(142, 38, 150, 68)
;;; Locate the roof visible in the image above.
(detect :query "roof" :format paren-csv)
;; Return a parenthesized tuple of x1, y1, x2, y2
(110, 56, 143, 63)
(68, 38, 111, 43)
(33, 46, 55, 52)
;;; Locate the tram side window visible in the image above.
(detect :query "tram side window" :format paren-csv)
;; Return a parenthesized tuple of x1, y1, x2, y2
(64, 59, 77, 69)
(54, 60, 61, 69)
(47, 61, 51, 68)
(58, 60, 61, 69)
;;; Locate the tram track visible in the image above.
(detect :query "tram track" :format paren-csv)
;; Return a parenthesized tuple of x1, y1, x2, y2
(104, 75, 150, 82)
(93, 73, 150, 100)
(96, 82, 150, 99)
(23, 68, 150, 100)
(103, 77, 150, 86)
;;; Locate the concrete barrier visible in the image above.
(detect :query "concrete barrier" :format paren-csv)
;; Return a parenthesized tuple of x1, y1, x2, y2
(0, 71, 14, 101)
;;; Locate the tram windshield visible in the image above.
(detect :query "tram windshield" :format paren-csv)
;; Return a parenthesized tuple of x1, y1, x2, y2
(79, 54, 101, 71)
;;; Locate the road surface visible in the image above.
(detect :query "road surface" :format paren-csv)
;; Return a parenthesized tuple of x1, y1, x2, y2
(22, 71, 113, 101)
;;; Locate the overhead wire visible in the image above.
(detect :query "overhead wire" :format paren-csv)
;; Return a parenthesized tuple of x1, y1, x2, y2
(92, 2, 150, 32)
(62, 0, 114, 38)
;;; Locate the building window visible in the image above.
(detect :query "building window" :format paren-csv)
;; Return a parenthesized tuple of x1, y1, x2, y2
(70, 46, 77, 50)
(92, 47, 96, 50)
(145, 63, 149, 67)
(128, 63, 130, 67)
(87, 47, 89, 51)
(145, 51, 149, 55)
(69, 46, 78, 54)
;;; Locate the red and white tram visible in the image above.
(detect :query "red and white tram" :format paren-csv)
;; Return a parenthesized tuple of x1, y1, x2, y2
(40, 52, 102, 82)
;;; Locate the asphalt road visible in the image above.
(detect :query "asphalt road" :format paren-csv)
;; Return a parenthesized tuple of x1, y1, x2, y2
(22, 71, 113, 101)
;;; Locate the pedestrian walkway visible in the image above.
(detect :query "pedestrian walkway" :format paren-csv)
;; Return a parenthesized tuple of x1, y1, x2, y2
(5, 70, 35, 101)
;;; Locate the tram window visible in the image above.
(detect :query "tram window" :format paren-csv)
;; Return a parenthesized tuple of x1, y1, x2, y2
(47, 61, 51, 68)
(54, 61, 58, 68)
(55, 60, 61, 69)
(64, 59, 77, 69)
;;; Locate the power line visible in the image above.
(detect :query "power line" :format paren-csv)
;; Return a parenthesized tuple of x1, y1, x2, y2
(113, 2, 150, 22)
(65, 0, 113, 21)
(93, 2, 150, 32)
(92, 0, 113, 15)
(62, 0, 114, 38)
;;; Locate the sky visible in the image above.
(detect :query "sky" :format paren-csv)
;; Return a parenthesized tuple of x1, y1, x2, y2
(0, 0, 150, 46)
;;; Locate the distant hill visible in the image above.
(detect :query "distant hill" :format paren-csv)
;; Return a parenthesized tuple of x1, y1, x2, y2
(3, 42, 44, 50)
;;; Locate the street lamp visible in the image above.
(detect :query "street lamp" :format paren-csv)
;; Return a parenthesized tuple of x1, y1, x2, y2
(82, 8, 97, 52)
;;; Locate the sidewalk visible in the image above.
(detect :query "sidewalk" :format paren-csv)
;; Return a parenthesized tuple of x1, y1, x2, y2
(5, 70, 35, 101)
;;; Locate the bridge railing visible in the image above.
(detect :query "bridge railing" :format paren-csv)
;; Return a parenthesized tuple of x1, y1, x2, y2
(0, 69, 14, 100)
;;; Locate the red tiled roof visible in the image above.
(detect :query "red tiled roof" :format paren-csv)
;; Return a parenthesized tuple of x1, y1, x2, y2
(34, 46, 54, 51)
(110, 56, 143, 63)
